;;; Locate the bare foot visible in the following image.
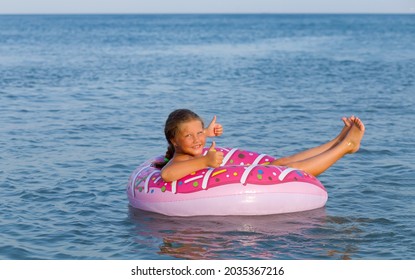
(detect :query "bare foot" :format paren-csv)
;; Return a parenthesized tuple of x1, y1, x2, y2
(344, 117, 365, 153)
(334, 116, 353, 143)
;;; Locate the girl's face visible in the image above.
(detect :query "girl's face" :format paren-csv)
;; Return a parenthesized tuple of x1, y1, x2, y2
(171, 119, 206, 157)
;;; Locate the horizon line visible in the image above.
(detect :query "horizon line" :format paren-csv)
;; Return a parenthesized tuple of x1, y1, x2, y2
(1, 12, 414, 15)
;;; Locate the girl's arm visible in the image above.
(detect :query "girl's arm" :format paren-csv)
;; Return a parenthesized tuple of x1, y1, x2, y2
(161, 157, 209, 182)
(161, 142, 224, 182)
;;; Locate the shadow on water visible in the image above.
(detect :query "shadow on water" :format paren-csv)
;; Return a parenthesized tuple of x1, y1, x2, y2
(128, 206, 329, 259)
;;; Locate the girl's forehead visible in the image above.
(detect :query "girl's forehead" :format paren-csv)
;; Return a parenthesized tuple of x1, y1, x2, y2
(178, 119, 203, 132)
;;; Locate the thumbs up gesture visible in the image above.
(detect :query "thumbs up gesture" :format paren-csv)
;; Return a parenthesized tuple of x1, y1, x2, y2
(205, 141, 224, 168)
(205, 115, 223, 137)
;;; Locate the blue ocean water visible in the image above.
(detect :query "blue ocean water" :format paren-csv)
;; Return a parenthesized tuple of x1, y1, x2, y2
(0, 14, 414, 260)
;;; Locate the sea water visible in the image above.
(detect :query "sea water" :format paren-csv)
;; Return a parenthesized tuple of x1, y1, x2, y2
(0, 14, 414, 259)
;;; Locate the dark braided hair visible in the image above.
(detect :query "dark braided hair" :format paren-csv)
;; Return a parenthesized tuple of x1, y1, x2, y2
(154, 109, 204, 168)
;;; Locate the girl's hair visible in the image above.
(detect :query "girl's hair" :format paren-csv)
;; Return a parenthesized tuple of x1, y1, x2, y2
(154, 109, 204, 169)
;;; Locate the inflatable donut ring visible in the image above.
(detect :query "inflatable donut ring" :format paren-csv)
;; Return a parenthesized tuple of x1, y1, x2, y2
(127, 147, 328, 216)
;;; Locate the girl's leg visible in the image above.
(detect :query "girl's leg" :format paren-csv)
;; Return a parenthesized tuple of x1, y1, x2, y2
(273, 117, 365, 176)
(272, 117, 352, 166)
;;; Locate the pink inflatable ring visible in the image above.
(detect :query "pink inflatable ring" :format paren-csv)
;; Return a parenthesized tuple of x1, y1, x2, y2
(127, 147, 328, 216)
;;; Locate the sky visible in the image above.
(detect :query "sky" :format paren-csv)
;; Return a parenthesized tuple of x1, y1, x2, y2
(0, 0, 414, 14)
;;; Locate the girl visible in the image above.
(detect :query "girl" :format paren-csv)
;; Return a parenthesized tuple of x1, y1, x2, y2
(157, 109, 365, 182)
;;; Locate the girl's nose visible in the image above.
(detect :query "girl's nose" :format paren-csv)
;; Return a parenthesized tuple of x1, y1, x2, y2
(194, 134, 201, 143)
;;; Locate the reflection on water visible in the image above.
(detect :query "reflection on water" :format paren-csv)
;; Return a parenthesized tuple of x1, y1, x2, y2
(129, 207, 329, 259)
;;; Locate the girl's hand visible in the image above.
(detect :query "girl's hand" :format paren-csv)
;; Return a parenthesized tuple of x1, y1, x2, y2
(205, 141, 224, 168)
(205, 115, 223, 137)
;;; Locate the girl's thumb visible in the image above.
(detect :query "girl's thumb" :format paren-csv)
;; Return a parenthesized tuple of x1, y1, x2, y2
(209, 141, 216, 151)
